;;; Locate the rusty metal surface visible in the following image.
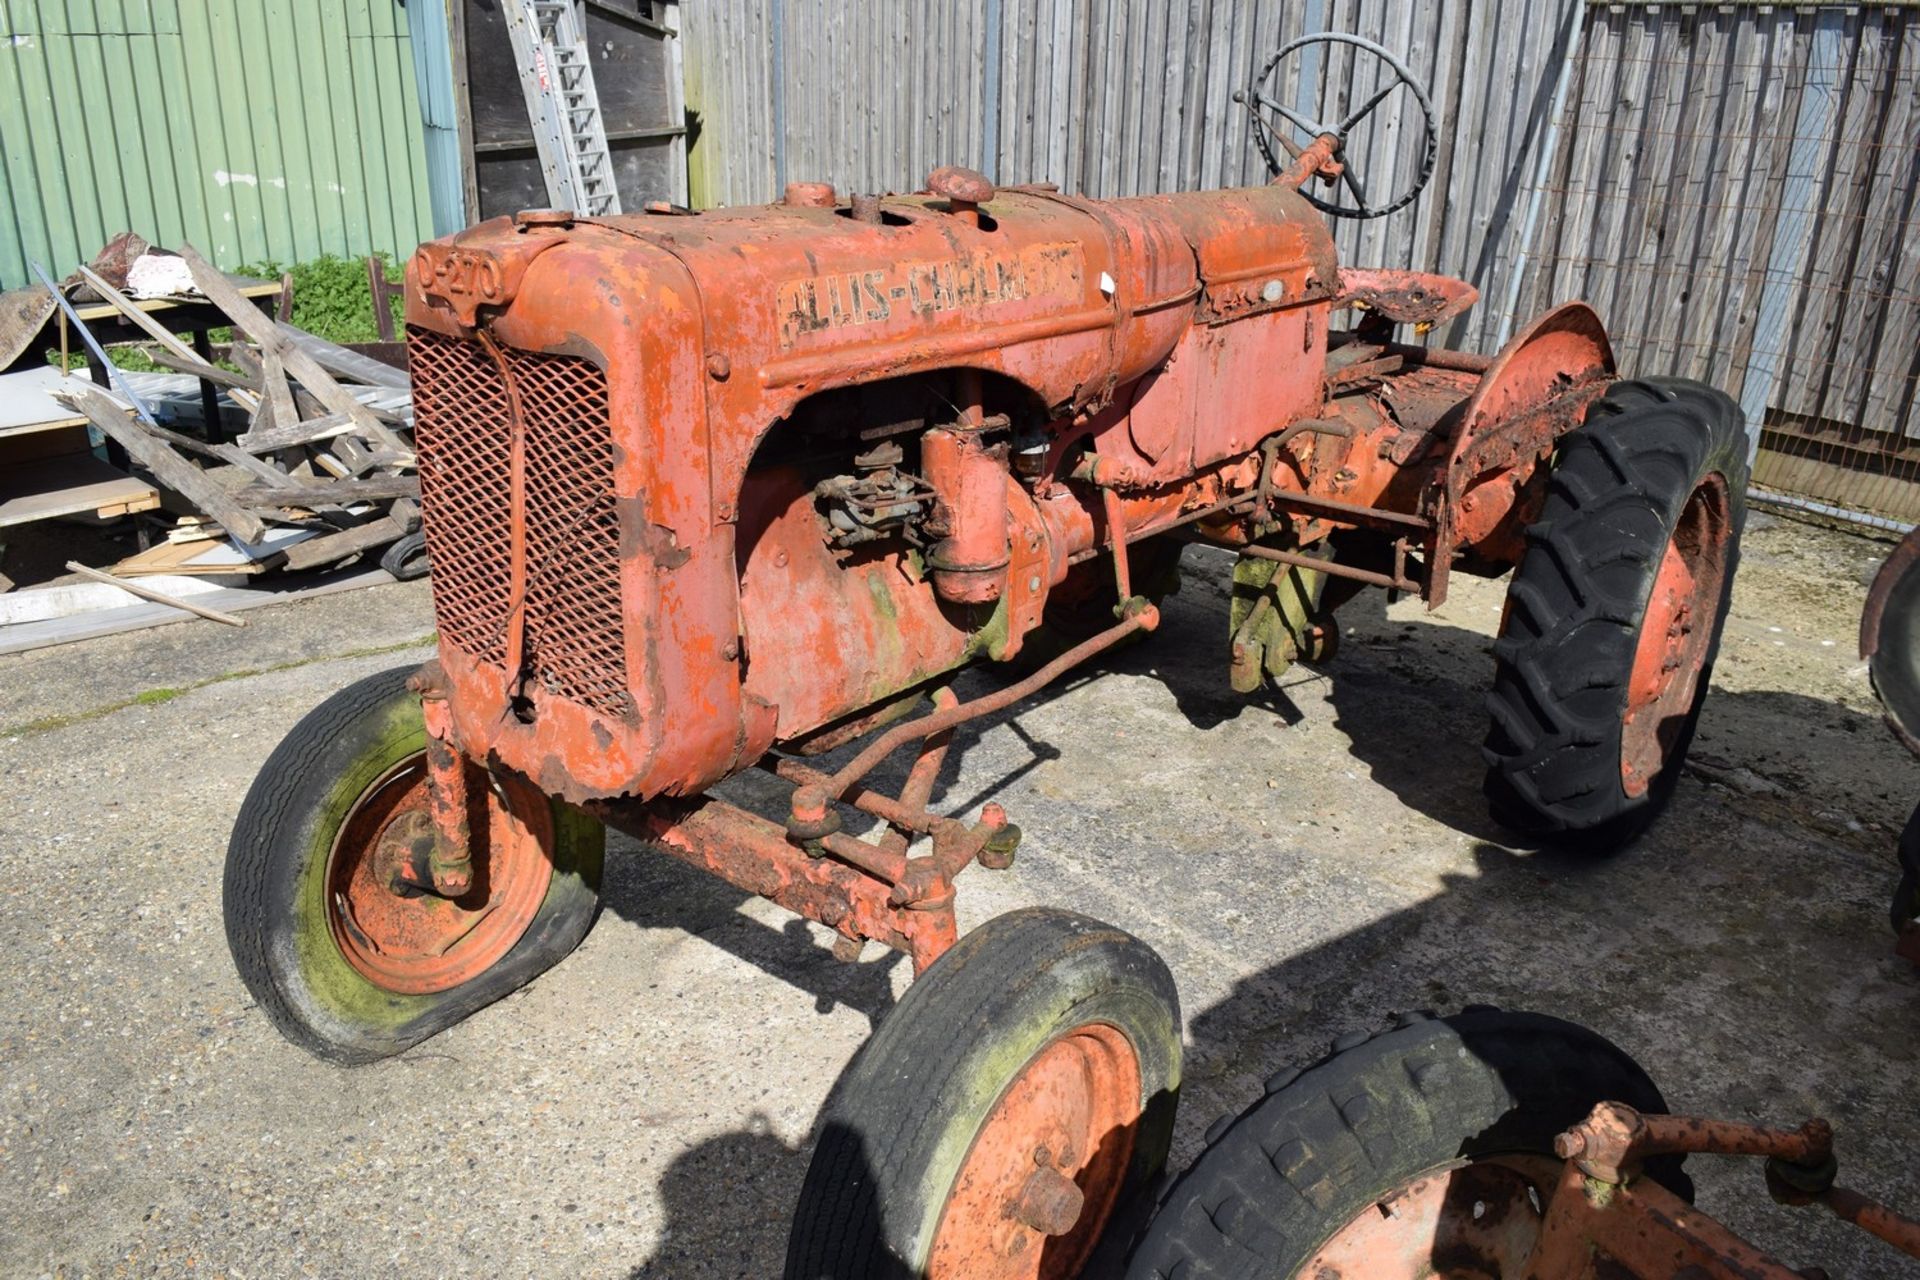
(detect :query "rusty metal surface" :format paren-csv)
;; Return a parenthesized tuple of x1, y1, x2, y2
(392, 156, 1671, 1031)
(1426, 301, 1617, 607)
(924, 1022, 1140, 1279)
(324, 748, 554, 997)
(1334, 266, 1478, 328)
(1526, 1157, 1804, 1280)
(1300, 1156, 1551, 1279)
(1621, 476, 1734, 798)
(1533, 1101, 1920, 1276)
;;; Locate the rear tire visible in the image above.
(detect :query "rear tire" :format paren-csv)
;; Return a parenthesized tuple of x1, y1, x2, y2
(786, 908, 1181, 1280)
(1126, 1008, 1690, 1280)
(223, 666, 603, 1064)
(1485, 378, 1747, 851)
(1894, 801, 1920, 937)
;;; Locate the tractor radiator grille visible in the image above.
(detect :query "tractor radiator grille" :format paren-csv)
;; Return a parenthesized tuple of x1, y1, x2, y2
(407, 327, 630, 719)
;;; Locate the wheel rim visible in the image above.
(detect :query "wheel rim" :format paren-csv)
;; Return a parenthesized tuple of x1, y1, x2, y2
(1622, 475, 1732, 798)
(926, 1022, 1142, 1279)
(1302, 1155, 1558, 1279)
(326, 754, 553, 995)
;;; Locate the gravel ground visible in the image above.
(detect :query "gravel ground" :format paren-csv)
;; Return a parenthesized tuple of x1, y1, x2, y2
(2, 511, 1916, 1279)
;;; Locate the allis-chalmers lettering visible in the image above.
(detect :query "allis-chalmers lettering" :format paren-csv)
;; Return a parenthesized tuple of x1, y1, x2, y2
(777, 242, 1085, 346)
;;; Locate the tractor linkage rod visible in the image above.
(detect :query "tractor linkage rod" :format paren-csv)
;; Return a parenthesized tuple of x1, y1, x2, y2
(787, 599, 1162, 835)
(1552, 1102, 1920, 1266)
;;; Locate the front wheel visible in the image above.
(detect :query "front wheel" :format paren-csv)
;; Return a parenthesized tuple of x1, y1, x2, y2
(786, 908, 1182, 1280)
(222, 665, 603, 1064)
(1126, 1008, 1691, 1279)
(1484, 378, 1747, 851)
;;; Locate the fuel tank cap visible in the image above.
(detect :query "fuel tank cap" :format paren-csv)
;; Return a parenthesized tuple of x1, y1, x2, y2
(927, 165, 994, 207)
(514, 208, 575, 230)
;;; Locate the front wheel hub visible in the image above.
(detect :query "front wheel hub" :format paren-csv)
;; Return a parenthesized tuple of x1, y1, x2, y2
(326, 755, 553, 994)
(926, 1023, 1142, 1279)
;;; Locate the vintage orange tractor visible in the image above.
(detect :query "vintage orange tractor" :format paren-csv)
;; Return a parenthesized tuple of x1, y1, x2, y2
(222, 35, 1750, 1277)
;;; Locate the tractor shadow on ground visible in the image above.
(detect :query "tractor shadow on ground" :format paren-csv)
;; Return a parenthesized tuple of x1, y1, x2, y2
(614, 550, 1917, 1277)
(622, 816, 1920, 1279)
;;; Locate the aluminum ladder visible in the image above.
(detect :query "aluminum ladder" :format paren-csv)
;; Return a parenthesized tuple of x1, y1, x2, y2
(502, 0, 622, 216)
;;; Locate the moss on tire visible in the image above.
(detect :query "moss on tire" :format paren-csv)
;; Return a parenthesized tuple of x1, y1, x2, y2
(222, 665, 602, 1064)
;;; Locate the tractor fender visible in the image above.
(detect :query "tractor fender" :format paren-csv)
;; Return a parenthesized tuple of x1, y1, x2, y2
(1426, 301, 1616, 607)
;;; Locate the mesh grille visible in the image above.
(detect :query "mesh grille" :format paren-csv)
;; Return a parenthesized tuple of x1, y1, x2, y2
(408, 328, 630, 718)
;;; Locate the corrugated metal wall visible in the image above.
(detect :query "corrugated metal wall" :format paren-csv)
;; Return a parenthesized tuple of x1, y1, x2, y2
(679, 0, 1577, 353)
(0, 0, 436, 287)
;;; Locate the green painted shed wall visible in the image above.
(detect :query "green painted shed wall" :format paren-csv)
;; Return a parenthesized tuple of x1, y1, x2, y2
(0, 0, 435, 288)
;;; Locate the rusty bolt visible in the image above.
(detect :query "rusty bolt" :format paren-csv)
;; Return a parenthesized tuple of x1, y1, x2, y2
(1555, 1131, 1586, 1160)
(706, 353, 731, 381)
(722, 639, 740, 660)
(979, 822, 1021, 871)
(1010, 1165, 1084, 1237)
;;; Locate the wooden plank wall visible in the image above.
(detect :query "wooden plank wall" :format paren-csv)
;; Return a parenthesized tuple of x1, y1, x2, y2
(681, 1, 1918, 527)
(1514, 4, 1920, 527)
(679, 0, 1577, 354)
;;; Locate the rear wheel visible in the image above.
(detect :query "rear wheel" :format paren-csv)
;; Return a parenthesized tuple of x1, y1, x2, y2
(787, 908, 1182, 1280)
(223, 665, 603, 1064)
(1485, 378, 1747, 851)
(1126, 1008, 1690, 1279)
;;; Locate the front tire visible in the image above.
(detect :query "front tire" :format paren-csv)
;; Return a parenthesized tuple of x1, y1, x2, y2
(1485, 378, 1747, 851)
(786, 908, 1182, 1280)
(1126, 1008, 1690, 1279)
(222, 665, 603, 1064)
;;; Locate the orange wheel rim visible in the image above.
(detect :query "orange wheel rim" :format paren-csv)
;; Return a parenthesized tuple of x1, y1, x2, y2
(1302, 1155, 1557, 1278)
(1622, 475, 1731, 798)
(926, 1022, 1142, 1280)
(326, 755, 553, 995)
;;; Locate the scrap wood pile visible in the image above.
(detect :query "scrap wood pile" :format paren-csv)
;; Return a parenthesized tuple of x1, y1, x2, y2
(51, 243, 425, 582)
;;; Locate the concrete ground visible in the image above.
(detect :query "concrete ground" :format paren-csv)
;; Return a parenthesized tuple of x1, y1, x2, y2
(2, 511, 1916, 1279)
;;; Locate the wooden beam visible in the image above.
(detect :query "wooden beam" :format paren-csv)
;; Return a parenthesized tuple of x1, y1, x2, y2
(280, 516, 405, 572)
(72, 264, 208, 369)
(234, 475, 420, 507)
(234, 410, 354, 453)
(283, 323, 410, 388)
(61, 383, 268, 544)
(64, 560, 247, 626)
(143, 349, 258, 392)
(258, 350, 299, 437)
(177, 244, 410, 453)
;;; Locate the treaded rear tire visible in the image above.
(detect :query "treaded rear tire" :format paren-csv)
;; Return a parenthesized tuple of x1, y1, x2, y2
(1894, 801, 1920, 936)
(786, 908, 1182, 1279)
(1484, 378, 1747, 851)
(223, 665, 603, 1064)
(1125, 1008, 1690, 1280)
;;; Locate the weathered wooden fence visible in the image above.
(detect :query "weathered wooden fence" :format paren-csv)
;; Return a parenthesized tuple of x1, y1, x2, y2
(1513, 3, 1920, 530)
(679, 0, 1920, 531)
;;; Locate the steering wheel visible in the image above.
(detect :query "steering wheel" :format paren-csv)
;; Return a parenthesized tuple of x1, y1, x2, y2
(1236, 32, 1437, 220)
